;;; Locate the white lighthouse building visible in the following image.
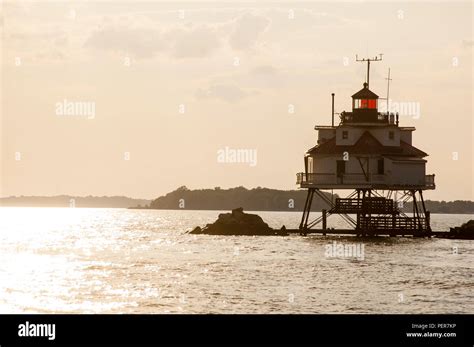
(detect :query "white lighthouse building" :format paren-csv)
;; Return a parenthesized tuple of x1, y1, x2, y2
(297, 57, 435, 236)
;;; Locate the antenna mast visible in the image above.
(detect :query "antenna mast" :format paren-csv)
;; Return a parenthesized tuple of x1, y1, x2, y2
(385, 68, 392, 109)
(356, 53, 383, 88)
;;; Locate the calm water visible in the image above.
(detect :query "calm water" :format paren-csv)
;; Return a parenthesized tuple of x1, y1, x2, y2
(0, 208, 472, 314)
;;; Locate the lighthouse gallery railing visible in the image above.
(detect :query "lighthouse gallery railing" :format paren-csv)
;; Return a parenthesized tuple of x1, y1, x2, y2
(297, 173, 435, 188)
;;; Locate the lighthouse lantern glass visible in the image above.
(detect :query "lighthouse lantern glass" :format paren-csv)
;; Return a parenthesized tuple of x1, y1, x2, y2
(354, 99, 377, 109)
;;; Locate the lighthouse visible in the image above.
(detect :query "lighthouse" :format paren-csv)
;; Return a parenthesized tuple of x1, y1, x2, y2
(297, 56, 435, 236)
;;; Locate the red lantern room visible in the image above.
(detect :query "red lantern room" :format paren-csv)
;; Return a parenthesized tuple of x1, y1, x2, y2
(351, 82, 379, 122)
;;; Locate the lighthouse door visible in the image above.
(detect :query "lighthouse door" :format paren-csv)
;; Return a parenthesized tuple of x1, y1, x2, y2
(337, 160, 346, 184)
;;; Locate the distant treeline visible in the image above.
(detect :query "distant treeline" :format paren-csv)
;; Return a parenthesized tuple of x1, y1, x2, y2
(145, 186, 336, 212)
(141, 186, 474, 214)
(2, 190, 473, 214)
(402, 200, 474, 214)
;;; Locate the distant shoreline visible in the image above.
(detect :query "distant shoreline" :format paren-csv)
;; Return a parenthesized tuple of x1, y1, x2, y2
(1, 187, 473, 214)
(0, 195, 150, 209)
(128, 207, 474, 215)
(0, 206, 472, 215)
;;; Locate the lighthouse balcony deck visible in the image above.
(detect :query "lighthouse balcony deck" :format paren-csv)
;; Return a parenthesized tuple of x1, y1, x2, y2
(330, 197, 398, 214)
(296, 173, 435, 190)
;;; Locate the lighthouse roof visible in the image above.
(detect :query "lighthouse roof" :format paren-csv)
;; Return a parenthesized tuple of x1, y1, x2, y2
(352, 83, 379, 99)
(307, 131, 427, 157)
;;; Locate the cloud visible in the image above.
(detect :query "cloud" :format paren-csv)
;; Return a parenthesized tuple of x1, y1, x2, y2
(196, 84, 251, 103)
(53, 35, 68, 47)
(164, 25, 221, 58)
(251, 65, 278, 76)
(84, 26, 165, 59)
(462, 39, 474, 47)
(79, 11, 273, 60)
(244, 65, 285, 88)
(228, 13, 271, 51)
(84, 22, 222, 59)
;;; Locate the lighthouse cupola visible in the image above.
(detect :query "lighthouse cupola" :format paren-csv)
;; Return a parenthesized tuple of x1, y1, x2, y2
(351, 82, 379, 122)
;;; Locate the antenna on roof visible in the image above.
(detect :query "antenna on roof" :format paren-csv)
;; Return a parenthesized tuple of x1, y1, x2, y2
(355, 53, 383, 88)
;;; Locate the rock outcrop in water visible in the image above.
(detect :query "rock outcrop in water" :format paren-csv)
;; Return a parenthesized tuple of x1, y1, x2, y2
(189, 207, 287, 236)
(448, 220, 474, 239)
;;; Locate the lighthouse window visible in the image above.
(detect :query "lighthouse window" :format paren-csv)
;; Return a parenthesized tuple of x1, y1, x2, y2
(389, 131, 394, 140)
(342, 131, 348, 139)
(377, 159, 384, 174)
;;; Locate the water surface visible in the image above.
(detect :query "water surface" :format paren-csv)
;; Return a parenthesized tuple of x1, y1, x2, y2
(0, 208, 472, 313)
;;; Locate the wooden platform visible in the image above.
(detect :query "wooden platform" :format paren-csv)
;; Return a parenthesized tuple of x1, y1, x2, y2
(282, 228, 472, 239)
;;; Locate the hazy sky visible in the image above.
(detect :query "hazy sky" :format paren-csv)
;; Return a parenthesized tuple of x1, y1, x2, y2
(1, 1, 472, 200)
